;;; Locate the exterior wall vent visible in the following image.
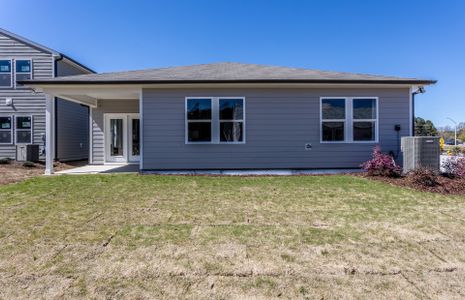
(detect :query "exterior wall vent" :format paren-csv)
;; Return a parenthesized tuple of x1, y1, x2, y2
(401, 136, 440, 173)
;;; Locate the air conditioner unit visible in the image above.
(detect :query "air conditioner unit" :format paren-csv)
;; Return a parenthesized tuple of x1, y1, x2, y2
(16, 144, 40, 162)
(401, 137, 440, 173)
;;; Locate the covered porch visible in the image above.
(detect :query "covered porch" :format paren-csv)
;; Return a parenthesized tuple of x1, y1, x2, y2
(40, 85, 142, 174)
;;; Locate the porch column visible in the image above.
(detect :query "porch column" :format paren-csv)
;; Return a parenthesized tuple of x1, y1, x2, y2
(45, 94, 55, 175)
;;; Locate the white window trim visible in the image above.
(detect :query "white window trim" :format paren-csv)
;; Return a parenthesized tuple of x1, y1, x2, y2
(0, 58, 13, 88)
(15, 115, 33, 144)
(11, 57, 34, 88)
(218, 97, 246, 144)
(320, 97, 379, 144)
(0, 115, 14, 144)
(185, 97, 246, 144)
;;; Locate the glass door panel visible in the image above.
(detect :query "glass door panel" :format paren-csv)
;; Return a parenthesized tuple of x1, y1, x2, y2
(129, 117, 140, 162)
(110, 119, 124, 156)
(105, 115, 127, 163)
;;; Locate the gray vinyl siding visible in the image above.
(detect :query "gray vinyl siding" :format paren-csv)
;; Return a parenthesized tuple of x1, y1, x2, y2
(0, 32, 53, 159)
(56, 99, 89, 161)
(56, 60, 88, 76)
(142, 88, 411, 170)
(90, 99, 138, 164)
(55, 60, 91, 161)
(0, 31, 91, 160)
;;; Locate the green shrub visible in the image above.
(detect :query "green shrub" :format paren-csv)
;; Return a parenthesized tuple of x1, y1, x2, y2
(0, 158, 12, 164)
(452, 146, 462, 156)
(22, 161, 36, 168)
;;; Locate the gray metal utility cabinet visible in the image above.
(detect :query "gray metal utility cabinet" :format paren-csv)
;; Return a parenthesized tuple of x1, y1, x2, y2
(401, 136, 440, 173)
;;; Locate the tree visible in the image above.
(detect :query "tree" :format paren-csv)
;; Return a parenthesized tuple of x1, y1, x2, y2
(415, 117, 438, 136)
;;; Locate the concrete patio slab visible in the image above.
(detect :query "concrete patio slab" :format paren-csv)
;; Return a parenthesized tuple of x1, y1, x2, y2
(56, 164, 139, 174)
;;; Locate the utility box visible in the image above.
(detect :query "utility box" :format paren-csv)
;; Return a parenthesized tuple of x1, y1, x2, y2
(401, 136, 440, 173)
(16, 144, 40, 162)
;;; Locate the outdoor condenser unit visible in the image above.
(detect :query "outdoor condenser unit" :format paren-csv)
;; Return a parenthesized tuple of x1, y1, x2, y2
(16, 144, 40, 162)
(401, 136, 440, 173)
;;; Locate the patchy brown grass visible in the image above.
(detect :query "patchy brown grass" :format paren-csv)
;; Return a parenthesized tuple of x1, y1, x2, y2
(0, 160, 86, 185)
(0, 175, 464, 299)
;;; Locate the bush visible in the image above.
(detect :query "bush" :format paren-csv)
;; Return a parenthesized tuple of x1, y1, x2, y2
(0, 158, 12, 165)
(451, 146, 462, 156)
(361, 146, 402, 177)
(407, 167, 439, 187)
(442, 157, 465, 178)
(22, 161, 36, 168)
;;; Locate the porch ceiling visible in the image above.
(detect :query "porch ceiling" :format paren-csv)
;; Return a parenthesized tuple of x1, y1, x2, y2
(39, 86, 140, 107)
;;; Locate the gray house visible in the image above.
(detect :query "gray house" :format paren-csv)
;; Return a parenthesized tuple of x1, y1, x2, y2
(23, 62, 435, 174)
(0, 28, 93, 161)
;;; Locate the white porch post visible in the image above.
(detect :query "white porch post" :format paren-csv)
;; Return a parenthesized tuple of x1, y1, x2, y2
(45, 94, 55, 175)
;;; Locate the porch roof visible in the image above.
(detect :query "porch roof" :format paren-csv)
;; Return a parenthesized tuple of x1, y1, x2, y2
(20, 62, 436, 85)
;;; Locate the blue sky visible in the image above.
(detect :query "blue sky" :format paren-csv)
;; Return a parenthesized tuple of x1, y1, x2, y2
(2, 0, 464, 127)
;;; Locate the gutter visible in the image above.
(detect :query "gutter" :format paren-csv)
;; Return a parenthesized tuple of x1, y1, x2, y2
(19, 79, 438, 85)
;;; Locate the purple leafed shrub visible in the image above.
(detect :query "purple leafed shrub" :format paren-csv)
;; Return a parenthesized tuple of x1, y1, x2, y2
(361, 146, 402, 177)
(442, 157, 465, 178)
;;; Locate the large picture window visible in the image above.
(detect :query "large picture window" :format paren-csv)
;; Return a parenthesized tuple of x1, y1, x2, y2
(15, 116, 32, 144)
(0, 60, 12, 88)
(186, 97, 245, 144)
(0, 116, 13, 144)
(321, 97, 378, 143)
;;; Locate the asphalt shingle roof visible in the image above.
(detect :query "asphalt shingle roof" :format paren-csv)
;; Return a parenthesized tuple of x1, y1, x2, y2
(24, 62, 436, 85)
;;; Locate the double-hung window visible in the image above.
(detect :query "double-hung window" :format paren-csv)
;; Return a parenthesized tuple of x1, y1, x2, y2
(186, 98, 212, 142)
(352, 98, 377, 142)
(15, 116, 32, 144)
(0, 60, 12, 88)
(321, 98, 346, 142)
(186, 97, 245, 144)
(0, 116, 13, 144)
(15, 60, 32, 85)
(321, 97, 378, 143)
(219, 98, 244, 143)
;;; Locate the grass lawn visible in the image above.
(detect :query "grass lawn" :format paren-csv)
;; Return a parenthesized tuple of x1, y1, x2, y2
(0, 174, 464, 299)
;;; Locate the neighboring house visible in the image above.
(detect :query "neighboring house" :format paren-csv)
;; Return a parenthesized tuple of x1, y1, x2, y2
(0, 28, 94, 161)
(23, 62, 436, 174)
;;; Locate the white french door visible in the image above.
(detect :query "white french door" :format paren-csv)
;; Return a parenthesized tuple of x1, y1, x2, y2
(128, 114, 140, 162)
(104, 114, 140, 163)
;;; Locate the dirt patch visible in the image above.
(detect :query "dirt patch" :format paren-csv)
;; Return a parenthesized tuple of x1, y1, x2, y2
(357, 173, 465, 195)
(0, 160, 86, 185)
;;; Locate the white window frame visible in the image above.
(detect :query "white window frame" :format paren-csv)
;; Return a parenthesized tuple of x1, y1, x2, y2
(185, 97, 214, 144)
(0, 115, 13, 144)
(185, 97, 246, 144)
(320, 97, 379, 143)
(0, 58, 13, 88)
(14, 59, 33, 88)
(15, 115, 33, 144)
(218, 97, 246, 144)
(352, 97, 379, 143)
